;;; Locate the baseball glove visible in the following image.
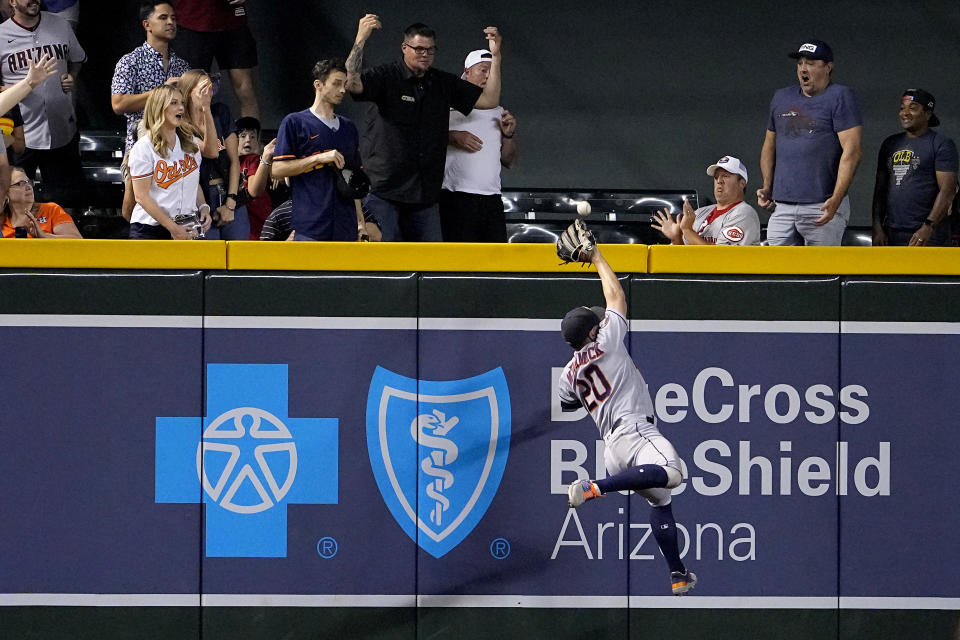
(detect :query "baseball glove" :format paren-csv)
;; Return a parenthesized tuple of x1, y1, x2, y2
(556, 218, 596, 264)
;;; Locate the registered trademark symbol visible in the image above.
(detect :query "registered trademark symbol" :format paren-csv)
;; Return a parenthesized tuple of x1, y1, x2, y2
(317, 536, 338, 558)
(489, 537, 511, 559)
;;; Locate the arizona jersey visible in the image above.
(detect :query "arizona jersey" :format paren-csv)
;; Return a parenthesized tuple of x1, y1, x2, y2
(557, 309, 657, 440)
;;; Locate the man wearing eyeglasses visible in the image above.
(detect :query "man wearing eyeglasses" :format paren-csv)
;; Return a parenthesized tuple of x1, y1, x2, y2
(345, 14, 502, 241)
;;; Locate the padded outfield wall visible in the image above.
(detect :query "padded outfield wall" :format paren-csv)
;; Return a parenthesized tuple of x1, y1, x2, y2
(1, 241, 959, 639)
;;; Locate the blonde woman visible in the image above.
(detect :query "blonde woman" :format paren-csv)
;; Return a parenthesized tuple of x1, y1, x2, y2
(128, 84, 211, 239)
(1, 166, 80, 238)
(178, 69, 245, 240)
(120, 67, 218, 221)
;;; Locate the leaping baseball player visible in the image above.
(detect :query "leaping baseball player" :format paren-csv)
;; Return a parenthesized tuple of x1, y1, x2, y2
(556, 239, 697, 596)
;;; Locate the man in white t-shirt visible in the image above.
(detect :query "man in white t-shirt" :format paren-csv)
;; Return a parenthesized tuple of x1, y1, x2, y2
(651, 156, 761, 245)
(438, 48, 517, 242)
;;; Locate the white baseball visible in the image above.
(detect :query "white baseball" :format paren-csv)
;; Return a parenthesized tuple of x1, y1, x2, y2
(576, 201, 592, 216)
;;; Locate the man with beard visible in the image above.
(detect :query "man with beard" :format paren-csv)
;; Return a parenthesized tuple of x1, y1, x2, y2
(872, 89, 957, 247)
(271, 59, 361, 241)
(757, 39, 862, 246)
(0, 0, 86, 187)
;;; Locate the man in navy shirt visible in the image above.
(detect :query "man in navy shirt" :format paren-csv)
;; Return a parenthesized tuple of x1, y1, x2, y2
(344, 14, 503, 241)
(872, 89, 958, 246)
(272, 59, 361, 241)
(757, 39, 863, 246)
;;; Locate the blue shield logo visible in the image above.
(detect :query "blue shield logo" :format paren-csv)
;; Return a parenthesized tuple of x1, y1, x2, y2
(366, 366, 511, 558)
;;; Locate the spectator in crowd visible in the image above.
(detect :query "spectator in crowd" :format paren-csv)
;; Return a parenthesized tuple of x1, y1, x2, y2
(0, 53, 57, 199)
(259, 198, 292, 241)
(272, 59, 363, 241)
(172, 0, 259, 118)
(345, 15, 503, 241)
(757, 39, 862, 246)
(0, 0, 86, 188)
(42, 0, 77, 30)
(1, 165, 80, 237)
(178, 68, 244, 239)
(872, 89, 958, 247)
(235, 116, 283, 240)
(652, 156, 761, 245)
(0, 105, 25, 163)
(112, 2, 190, 156)
(112, 1, 191, 220)
(128, 84, 211, 239)
(439, 48, 516, 242)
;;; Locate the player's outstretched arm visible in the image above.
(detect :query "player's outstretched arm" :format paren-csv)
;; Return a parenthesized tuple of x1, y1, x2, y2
(591, 247, 626, 316)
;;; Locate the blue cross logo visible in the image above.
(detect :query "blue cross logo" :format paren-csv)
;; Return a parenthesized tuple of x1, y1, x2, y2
(155, 364, 338, 558)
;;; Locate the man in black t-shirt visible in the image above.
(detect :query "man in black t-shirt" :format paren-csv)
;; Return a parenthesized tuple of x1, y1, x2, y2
(344, 14, 503, 241)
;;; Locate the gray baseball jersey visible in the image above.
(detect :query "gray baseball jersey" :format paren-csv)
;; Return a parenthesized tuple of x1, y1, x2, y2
(685, 201, 761, 245)
(0, 12, 86, 149)
(557, 309, 657, 440)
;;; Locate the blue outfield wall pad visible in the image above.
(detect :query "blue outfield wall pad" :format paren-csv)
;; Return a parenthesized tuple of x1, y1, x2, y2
(4, 269, 960, 640)
(838, 278, 960, 638)
(415, 273, 628, 640)
(626, 275, 841, 637)
(0, 270, 206, 640)
(198, 272, 420, 639)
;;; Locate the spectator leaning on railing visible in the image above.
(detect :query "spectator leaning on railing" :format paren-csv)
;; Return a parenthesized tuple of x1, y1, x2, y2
(128, 84, 211, 240)
(1, 165, 80, 238)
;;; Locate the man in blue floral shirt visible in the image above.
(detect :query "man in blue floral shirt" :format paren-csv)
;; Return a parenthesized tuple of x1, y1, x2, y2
(111, 1, 190, 153)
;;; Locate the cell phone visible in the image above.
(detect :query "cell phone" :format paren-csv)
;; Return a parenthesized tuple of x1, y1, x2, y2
(14, 226, 28, 238)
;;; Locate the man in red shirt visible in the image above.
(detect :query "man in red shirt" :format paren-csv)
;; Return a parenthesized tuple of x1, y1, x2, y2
(172, 0, 259, 118)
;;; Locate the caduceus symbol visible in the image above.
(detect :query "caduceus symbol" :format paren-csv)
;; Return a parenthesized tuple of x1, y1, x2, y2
(411, 409, 460, 526)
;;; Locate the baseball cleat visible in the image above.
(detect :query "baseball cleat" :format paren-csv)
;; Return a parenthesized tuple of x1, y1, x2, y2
(671, 570, 697, 596)
(567, 479, 601, 508)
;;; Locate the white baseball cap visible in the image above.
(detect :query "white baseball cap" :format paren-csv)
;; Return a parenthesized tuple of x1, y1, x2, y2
(706, 156, 748, 182)
(463, 49, 493, 70)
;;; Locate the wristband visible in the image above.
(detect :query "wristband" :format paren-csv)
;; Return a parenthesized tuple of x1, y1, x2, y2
(199, 203, 210, 211)
(502, 134, 515, 139)
(226, 193, 238, 202)
(260, 157, 272, 165)
(922, 218, 935, 227)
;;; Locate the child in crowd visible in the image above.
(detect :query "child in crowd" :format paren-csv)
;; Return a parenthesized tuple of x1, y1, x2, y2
(235, 116, 288, 240)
